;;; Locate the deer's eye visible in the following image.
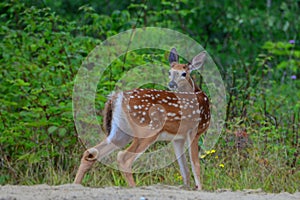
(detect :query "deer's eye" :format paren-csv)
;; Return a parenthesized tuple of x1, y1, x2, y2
(182, 72, 187, 77)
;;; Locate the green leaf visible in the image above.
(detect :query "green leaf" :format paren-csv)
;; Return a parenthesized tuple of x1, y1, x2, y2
(48, 126, 58, 134)
(14, 79, 30, 86)
(58, 128, 67, 137)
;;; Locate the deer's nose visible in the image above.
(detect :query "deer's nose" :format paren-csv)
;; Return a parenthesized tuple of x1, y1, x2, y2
(168, 81, 177, 89)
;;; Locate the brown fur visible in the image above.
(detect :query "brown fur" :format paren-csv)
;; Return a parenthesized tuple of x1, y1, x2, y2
(103, 98, 112, 136)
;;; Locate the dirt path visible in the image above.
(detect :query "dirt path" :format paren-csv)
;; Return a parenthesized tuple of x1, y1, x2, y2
(0, 184, 299, 200)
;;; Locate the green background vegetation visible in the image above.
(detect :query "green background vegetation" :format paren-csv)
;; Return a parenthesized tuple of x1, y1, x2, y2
(0, 0, 299, 193)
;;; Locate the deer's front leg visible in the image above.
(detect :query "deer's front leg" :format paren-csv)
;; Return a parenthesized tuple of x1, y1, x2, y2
(172, 139, 191, 187)
(188, 132, 202, 190)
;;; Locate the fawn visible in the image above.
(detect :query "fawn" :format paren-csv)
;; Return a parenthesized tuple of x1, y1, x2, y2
(74, 48, 210, 190)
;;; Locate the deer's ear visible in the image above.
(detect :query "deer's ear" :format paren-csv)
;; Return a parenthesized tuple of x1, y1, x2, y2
(169, 48, 179, 65)
(189, 51, 206, 71)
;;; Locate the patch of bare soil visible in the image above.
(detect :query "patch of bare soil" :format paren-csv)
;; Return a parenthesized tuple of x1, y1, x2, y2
(0, 184, 299, 200)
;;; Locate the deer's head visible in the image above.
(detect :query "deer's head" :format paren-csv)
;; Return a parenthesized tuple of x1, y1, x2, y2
(168, 48, 206, 92)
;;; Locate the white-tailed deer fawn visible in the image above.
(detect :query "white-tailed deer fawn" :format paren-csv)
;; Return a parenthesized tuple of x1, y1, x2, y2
(74, 48, 210, 190)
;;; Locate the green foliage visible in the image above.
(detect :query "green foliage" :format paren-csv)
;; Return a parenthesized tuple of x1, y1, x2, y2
(0, 1, 97, 184)
(0, 0, 299, 193)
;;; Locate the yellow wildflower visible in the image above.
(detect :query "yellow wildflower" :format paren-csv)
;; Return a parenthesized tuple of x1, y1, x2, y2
(205, 149, 216, 155)
(200, 154, 206, 159)
(174, 173, 182, 181)
(219, 163, 225, 168)
(210, 149, 216, 154)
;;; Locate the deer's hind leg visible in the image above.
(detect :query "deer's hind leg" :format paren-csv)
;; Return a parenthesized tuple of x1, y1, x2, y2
(74, 128, 132, 184)
(117, 135, 159, 187)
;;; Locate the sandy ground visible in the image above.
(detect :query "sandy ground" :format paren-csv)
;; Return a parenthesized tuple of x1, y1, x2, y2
(0, 184, 299, 200)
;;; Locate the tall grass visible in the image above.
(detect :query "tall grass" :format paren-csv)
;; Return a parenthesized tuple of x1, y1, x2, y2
(2, 124, 298, 194)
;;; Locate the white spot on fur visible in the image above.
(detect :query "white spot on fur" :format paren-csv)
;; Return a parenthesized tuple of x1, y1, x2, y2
(167, 113, 176, 117)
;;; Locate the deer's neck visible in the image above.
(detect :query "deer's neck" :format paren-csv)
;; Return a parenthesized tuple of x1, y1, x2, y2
(185, 77, 201, 93)
(176, 78, 200, 93)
